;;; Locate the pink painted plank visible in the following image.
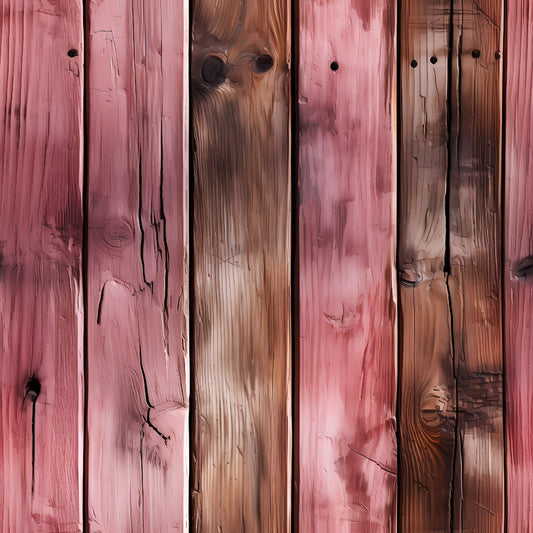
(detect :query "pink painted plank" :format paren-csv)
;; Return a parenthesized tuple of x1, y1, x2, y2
(505, 1, 533, 529)
(0, 1, 84, 531)
(298, 1, 397, 530)
(85, 0, 188, 530)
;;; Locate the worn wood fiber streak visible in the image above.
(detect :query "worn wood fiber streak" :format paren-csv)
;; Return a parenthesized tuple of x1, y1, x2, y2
(298, 1, 397, 531)
(0, 2, 84, 531)
(191, 0, 291, 530)
(86, 1, 189, 530)
(449, 1, 504, 529)
(398, 2, 456, 530)
(504, 1, 533, 530)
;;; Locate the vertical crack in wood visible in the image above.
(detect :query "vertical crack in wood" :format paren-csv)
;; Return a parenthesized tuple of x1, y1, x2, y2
(31, 399, 36, 494)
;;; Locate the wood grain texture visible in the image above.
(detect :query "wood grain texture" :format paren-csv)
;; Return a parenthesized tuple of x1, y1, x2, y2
(85, 0, 189, 530)
(0, 2, 84, 531)
(449, 1, 504, 529)
(190, 0, 291, 529)
(298, 1, 397, 531)
(398, 2, 456, 530)
(504, 1, 533, 530)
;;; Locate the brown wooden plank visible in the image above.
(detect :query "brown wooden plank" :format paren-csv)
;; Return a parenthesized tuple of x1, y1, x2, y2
(0, 2, 84, 531)
(85, 0, 189, 530)
(398, 2, 456, 530)
(298, 1, 398, 531)
(448, 0, 504, 529)
(504, 1, 533, 530)
(190, 0, 291, 529)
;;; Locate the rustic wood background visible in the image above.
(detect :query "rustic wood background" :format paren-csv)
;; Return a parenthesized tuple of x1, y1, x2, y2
(0, 0, 531, 531)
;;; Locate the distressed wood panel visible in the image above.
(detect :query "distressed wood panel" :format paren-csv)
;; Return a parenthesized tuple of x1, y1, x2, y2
(448, 1, 504, 529)
(85, 0, 189, 530)
(398, 2, 456, 530)
(190, 0, 291, 529)
(298, 1, 397, 531)
(0, 2, 84, 531)
(504, 1, 533, 530)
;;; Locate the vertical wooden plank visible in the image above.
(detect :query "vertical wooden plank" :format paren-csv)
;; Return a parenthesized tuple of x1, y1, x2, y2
(398, 2, 456, 530)
(0, 2, 84, 531)
(298, 1, 397, 530)
(449, 0, 504, 529)
(190, 0, 291, 529)
(504, 1, 533, 530)
(0, 2, 84, 532)
(85, 0, 189, 530)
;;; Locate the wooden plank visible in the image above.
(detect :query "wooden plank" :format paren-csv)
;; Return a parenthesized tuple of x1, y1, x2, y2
(448, 0, 504, 529)
(504, 1, 533, 530)
(298, 1, 397, 530)
(85, 0, 189, 530)
(0, 2, 84, 531)
(190, 0, 291, 529)
(398, 2, 456, 530)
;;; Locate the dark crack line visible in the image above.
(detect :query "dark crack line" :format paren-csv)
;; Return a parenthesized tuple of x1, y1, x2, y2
(346, 444, 397, 476)
(138, 344, 170, 444)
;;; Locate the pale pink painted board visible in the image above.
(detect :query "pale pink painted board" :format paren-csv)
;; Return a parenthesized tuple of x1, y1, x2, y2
(0, 1, 84, 531)
(85, 0, 188, 530)
(505, 0, 533, 529)
(298, 1, 398, 531)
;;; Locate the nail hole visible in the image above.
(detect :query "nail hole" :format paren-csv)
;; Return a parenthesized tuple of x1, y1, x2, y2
(255, 54, 274, 73)
(472, 49, 481, 58)
(410, 59, 418, 68)
(201, 56, 227, 86)
(330, 61, 339, 71)
(430, 56, 437, 64)
(495, 51, 501, 60)
(24, 378, 41, 402)
(67, 49, 78, 58)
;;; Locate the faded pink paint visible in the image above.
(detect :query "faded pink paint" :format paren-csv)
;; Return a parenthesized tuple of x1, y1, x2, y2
(85, 0, 188, 531)
(505, 0, 533, 529)
(0, 2, 84, 531)
(298, 1, 397, 531)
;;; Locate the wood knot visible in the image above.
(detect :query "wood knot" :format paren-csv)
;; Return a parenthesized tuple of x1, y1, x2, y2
(254, 54, 274, 73)
(100, 219, 134, 250)
(201, 56, 226, 86)
(24, 378, 41, 403)
(513, 256, 533, 279)
(399, 268, 422, 287)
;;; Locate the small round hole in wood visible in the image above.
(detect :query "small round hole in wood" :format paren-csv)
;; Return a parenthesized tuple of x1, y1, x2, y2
(67, 49, 78, 58)
(430, 56, 437, 64)
(410, 59, 418, 68)
(472, 49, 481, 58)
(330, 61, 339, 71)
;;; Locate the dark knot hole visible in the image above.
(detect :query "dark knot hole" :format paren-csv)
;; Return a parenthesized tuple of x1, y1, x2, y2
(201, 56, 227, 86)
(24, 378, 41, 402)
(255, 54, 274, 73)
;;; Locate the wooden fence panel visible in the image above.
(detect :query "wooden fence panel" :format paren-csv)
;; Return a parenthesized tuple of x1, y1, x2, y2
(398, 2, 456, 530)
(298, 1, 397, 531)
(449, 1, 504, 529)
(0, 2, 84, 531)
(505, 1, 533, 530)
(85, 1, 189, 530)
(190, 0, 291, 529)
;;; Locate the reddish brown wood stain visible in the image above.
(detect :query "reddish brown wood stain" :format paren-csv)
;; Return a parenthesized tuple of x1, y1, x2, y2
(298, 1, 397, 531)
(85, 0, 188, 530)
(191, 0, 291, 530)
(505, 1, 533, 530)
(0, 2, 84, 531)
(399, 0, 504, 530)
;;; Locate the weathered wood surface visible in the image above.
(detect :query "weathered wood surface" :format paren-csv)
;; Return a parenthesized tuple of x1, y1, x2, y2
(505, 1, 533, 530)
(190, 0, 291, 529)
(398, 2, 456, 530)
(85, 1, 189, 530)
(449, 1, 504, 529)
(298, 1, 397, 531)
(0, 2, 84, 531)
(399, 0, 504, 530)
